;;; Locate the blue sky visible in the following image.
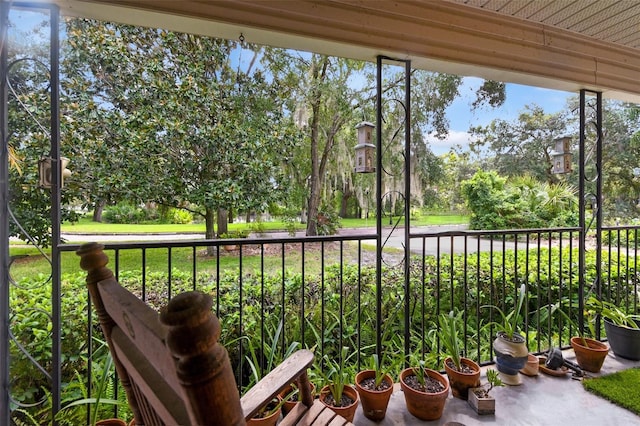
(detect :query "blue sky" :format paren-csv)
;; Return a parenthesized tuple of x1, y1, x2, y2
(428, 77, 573, 155)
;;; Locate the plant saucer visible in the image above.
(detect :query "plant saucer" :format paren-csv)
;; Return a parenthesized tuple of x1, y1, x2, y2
(537, 356, 570, 377)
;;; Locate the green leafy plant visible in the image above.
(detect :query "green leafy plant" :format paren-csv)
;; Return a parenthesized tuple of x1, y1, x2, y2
(370, 354, 387, 388)
(585, 296, 640, 329)
(219, 229, 250, 239)
(244, 320, 300, 390)
(322, 346, 354, 404)
(55, 342, 125, 426)
(411, 359, 427, 388)
(484, 368, 503, 396)
(482, 283, 527, 339)
(252, 396, 290, 420)
(438, 310, 463, 370)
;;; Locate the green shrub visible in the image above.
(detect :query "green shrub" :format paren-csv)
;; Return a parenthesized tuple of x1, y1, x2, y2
(248, 220, 267, 236)
(461, 170, 578, 230)
(169, 208, 193, 224)
(316, 206, 341, 236)
(103, 203, 145, 224)
(10, 245, 637, 423)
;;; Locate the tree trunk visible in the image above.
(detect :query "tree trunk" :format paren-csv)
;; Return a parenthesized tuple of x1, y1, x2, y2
(217, 208, 228, 236)
(340, 183, 354, 218)
(205, 207, 216, 256)
(306, 56, 327, 236)
(92, 200, 106, 222)
(340, 194, 349, 218)
(307, 178, 321, 236)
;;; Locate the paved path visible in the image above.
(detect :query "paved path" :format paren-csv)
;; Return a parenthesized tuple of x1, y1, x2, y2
(52, 224, 537, 257)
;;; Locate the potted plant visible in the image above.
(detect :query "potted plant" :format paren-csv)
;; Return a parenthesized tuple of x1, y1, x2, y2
(482, 284, 529, 385)
(399, 359, 449, 421)
(247, 396, 284, 426)
(354, 354, 393, 421)
(468, 368, 503, 415)
(588, 297, 640, 361)
(565, 296, 610, 372)
(278, 381, 316, 415)
(218, 229, 250, 251)
(319, 347, 359, 422)
(244, 321, 299, 423)
(439, 310, 481, 400)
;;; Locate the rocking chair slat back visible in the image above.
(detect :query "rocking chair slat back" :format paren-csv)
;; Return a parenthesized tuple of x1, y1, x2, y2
(77, 242, 353, 426)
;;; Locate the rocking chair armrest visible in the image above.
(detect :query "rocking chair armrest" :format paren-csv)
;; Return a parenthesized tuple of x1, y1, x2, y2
(240, 349, 315, 420)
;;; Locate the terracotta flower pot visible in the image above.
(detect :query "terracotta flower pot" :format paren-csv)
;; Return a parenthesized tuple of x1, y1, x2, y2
(319, 384, 359, 422)
(570, 336, 609, 373)
(354, 369, 394, 421)
(443, 357, 480, 400)
(95, 420, 127, 426)
(399, 367, 449, 421)
(279, 383, 315, 415)
(248, 397, 282, 426)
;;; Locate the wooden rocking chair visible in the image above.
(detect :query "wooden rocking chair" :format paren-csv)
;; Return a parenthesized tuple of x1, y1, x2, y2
(77, 242, 354, 426)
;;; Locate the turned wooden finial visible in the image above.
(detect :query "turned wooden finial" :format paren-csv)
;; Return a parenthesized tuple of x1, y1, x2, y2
(76, 242, 114, 284)
(160, 291, 245, 425)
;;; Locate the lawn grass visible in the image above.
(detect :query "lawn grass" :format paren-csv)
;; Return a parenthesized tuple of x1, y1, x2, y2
(11, 212, 467, 281)
(60, 216, 305, 234)
(61, 213, 469, 234)
(582, 367, 640, 415)
(9, 241, 367, 281)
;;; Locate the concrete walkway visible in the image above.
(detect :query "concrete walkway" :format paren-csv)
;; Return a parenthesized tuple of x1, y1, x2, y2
(352, 350, 640, 426)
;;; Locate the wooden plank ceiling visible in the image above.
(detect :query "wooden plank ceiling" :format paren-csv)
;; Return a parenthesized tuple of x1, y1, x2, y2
(44, 0, 640, 101)
(447, 0, 640, 50)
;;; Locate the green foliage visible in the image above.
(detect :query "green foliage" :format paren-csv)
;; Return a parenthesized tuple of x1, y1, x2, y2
(162, 207, 193, 225)
(411, 360, 428, 389)
(56, 346, 126, 426)
(461, 170, 578, 230)
(482, 284, 527, 339)
(6, 23, 82, 247)
(438, 310, 463, 370)
(316, 206, 341, 236)
(64, 19, 299, 240)
(10, 273, 132, 425)
(103, 203, 145, 224)
(370, 354, 387, 388)
(244, 319, 300, 391)
(322, 346, 354, 404)
(218, 229, 250, 239)
(11, 243, 638, 423)
(585, 296, 640, 329)
(282, 209, 300, 236)
(248, 220, 267, 236)
(468, 105, 568, 183)
(484, 368, 503, 395)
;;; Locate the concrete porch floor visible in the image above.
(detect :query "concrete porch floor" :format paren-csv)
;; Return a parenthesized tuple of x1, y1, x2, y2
(352, 350, 640, 426)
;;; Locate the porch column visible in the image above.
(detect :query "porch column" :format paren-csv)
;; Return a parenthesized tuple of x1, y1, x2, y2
(1, 0, 11, 423)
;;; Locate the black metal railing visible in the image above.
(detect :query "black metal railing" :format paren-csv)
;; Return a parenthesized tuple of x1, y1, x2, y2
(37, 224, 638, 422)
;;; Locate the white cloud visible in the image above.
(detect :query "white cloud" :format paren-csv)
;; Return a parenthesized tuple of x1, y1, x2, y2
(426, 130, 476, 155)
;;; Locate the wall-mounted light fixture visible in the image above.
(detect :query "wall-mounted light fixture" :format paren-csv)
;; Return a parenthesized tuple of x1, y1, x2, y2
(38, 156, 71, 188)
